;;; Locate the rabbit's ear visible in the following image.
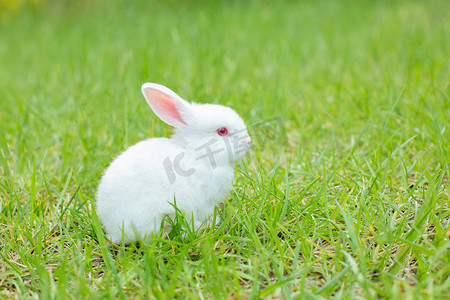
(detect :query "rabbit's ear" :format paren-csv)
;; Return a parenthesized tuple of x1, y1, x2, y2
(141, 83, 192, 128)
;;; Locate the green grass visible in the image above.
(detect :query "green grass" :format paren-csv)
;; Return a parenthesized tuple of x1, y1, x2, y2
(0, 0, 449, 298)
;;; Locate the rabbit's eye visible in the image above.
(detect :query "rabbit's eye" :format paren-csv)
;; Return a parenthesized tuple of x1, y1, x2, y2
(216, 127, 229, 136)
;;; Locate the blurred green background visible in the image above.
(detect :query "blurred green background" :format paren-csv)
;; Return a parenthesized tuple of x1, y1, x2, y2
(1, 0, 448, 183)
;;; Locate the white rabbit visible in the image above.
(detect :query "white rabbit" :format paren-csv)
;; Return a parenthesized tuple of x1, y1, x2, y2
(96, 83, 251, 244)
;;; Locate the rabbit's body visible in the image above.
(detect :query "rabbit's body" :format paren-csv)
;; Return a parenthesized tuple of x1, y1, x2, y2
(96, 83, 250, 244)
(97, 137, 234, 243)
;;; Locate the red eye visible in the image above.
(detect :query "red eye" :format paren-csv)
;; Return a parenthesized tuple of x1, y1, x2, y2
(216, 127, 229, 136)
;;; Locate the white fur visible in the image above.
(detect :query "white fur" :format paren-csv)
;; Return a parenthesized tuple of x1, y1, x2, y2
(96, 83, 250, 244)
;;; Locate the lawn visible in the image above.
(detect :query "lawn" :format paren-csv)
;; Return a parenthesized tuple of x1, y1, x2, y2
(0, 0, 449, 298)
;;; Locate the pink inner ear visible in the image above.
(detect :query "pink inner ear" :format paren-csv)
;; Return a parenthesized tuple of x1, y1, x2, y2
(144, 89, 187, 125)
